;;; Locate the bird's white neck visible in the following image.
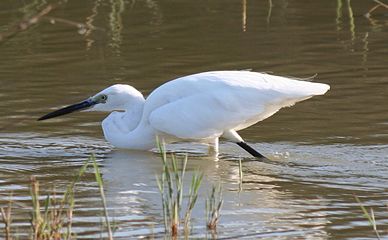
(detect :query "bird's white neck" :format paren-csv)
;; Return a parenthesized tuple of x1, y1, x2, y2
(101, 99, 156, 150)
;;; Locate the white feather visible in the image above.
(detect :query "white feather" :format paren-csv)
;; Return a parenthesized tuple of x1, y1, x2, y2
(94, 71, 330, 150)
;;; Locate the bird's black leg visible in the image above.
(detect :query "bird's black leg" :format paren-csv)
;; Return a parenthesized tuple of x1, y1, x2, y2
(236, 141, 266, 159)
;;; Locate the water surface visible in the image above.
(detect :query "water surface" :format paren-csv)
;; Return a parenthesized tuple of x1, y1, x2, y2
(1, 0, 388, 239)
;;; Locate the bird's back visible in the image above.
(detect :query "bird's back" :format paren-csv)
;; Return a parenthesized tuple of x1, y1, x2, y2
(188, 71, 329, 96)
(142, 71, 329, 139)
(144, 71, 329, 114)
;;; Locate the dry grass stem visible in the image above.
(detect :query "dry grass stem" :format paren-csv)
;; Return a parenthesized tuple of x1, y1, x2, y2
(365, 0, 388, 17)
(0, 156, 116, 239)
(0, 195, 13, 240)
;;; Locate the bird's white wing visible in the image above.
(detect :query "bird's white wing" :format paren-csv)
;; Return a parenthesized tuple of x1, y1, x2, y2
(149, 87, 288, 139)
(146, 71, 330, 140)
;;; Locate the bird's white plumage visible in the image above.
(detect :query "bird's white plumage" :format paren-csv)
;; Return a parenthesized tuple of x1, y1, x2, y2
(93, 71, 330, 151)
(147, 71, 328, 138)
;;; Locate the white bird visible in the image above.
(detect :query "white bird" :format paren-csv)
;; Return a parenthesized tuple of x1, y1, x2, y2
(38, 71, 330, 158)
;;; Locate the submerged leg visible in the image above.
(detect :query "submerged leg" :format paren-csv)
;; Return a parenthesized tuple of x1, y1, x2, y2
(236, 141, 266, 158)
(223, 130, 267, 159)
(208, 137, 219, 157)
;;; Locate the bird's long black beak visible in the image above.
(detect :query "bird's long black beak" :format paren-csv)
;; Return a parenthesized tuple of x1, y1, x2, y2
(38, 98, 97, 121)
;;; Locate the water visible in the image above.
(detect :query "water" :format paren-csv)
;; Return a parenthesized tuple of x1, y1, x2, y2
(0, 0, 388, 239)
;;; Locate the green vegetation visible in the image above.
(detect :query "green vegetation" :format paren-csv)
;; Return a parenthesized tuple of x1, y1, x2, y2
(91, 155, 113, 239)
(355, 195, 381, 240)
(155, 141, 225, 237)
(0, 195, 12, 239)
(156, 141, 204, 237)
(206, 183, 223, 230)
(0, 155, 113, 240)
(1, 146, 225, 239)
(28, 158, 91, 240)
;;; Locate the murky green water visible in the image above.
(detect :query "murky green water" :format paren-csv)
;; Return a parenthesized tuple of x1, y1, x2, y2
(0, 0, 388, 239)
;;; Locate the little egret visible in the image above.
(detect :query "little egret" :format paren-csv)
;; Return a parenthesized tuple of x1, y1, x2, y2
(38, 71, 330, 158)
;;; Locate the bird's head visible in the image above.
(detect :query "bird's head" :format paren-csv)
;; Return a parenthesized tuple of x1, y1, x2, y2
(38, 84, 144, 121)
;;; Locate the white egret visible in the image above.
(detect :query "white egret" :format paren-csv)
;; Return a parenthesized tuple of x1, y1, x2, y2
(38, 71, 330, 158)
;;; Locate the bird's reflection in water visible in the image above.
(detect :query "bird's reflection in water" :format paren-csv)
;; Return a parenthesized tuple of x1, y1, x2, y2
(99, 148, 222, 236)
(90, 143, 385, 239)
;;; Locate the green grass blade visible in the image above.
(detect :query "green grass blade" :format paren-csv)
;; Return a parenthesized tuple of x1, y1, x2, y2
(91, 154, 113, 240)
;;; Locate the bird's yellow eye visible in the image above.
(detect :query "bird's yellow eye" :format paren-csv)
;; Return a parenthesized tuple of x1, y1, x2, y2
(99, 94, 108, 103)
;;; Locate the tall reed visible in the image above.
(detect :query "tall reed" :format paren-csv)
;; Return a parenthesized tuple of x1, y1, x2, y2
(0, 194, 13, 240)
(0, 155, 114, 240)
(91, 154, 113, 240)
(156, 141, 203, 237)
(206, 183, 223, 230)
(29, 155, 91, 240)
(355, 195, 381, 240)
